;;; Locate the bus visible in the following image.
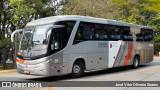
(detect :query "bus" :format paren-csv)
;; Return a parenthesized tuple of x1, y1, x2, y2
(12, 15, 154, 77)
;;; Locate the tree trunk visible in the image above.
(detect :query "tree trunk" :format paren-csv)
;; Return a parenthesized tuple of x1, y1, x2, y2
(2, 48, 7, 69)
(0, 0, 3, 40)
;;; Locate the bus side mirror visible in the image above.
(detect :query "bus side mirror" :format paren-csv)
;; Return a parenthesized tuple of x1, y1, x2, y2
(11, 29, 23, 42)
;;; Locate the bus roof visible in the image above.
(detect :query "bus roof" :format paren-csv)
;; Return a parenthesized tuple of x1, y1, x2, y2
(26, 15, 151, 29)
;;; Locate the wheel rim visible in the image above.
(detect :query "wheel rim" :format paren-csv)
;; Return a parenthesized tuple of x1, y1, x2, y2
(134, 58, 138, 67)
(73, 65, 81, 74)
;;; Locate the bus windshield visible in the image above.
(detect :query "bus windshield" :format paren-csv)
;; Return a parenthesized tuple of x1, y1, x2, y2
(19, 25, 53, 58)
(20, 25, 52, 51)
(18, 21, 76, 59)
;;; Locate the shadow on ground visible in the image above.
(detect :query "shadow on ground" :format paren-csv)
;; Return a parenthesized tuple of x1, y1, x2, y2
(26, 65, 150, 82)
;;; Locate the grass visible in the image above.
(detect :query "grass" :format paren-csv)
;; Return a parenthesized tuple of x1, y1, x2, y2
(0, 63, 14, 70)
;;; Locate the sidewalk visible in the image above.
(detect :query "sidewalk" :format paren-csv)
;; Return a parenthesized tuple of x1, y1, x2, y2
(154, 56, 160, 60)
(0, 69, 16, 74)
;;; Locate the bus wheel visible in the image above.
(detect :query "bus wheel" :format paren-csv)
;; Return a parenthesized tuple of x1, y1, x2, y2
(71, 61, 84, 78)
(132, 56, 139, 69)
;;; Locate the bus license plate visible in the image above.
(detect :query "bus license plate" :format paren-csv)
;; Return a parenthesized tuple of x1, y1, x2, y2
(24, 70, 30, 74)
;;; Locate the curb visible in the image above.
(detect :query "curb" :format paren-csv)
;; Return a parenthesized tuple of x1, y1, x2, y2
(0, 69, 17, 73)
(154, 57, 160, 59)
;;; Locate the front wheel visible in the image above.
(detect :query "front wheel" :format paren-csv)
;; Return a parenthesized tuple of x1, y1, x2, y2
(132, 56, 139, 69)
(71, 61, 84, 78)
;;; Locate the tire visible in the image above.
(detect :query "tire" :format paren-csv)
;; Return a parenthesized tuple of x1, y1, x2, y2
(71, 61, 85, 78)
(132, 56, 139, 69)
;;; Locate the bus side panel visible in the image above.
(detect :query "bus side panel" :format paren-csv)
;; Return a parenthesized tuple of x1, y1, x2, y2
(109, 41, 134, 67)
(134, 41, 154, 64)
(108, 41, 122, 68)
(133, 27, 154, 64)
(113, 41, 134, 67)
(66, 41, 109, 73)
(48, 51, 63, 76)
(62, 54, 69, 75)
(144, 41, 154, 63)
(68, 54, 88, 74)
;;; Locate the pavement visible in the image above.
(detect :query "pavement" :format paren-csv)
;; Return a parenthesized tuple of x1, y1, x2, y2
(0, 69, 16, 74)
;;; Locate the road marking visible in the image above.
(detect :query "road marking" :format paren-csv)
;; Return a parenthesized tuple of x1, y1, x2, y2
(48, 86, 52, 90)
(30, 88, 40, 90)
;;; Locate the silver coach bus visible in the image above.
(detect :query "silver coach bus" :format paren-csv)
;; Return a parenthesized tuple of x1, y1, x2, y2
(12, 15, 154, 77)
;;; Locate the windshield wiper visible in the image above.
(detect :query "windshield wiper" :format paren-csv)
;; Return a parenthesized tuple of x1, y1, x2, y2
(32, 40, 40, 42)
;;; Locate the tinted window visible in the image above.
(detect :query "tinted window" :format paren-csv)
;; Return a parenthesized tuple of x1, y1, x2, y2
(122, 27, 133, 41)
(54, 21, 76, 40)
(109, 26, 121, 41)
(136, 28, 153, 41)
(94, 24, 108, 40)
(142, 29, 153, 41)
(49, 28, 65, 55)
(74, 22, 109, 44)
(74, 22, 94, 42)
(136, 33, 143, 41)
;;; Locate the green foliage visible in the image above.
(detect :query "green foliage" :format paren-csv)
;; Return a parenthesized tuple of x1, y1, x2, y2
(154, 35, 160, 55)
(62, 0, 160, 26)
(10, 15, 20, 23)
(0, 38, 12, 49)
(62, 0, 112, 18)
(9, 0, 36, 24)
(62, 0, 160, 55)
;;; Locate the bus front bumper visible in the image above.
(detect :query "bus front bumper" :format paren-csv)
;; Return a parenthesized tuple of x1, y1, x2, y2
(16, 60, 64, 76)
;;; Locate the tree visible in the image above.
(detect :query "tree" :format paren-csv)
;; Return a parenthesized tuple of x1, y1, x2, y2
(9, 0, 64, 30)
(0, 0, 12, 48)
(0, 0, 11, 40)
(110, 0, 160, 26)
(62, 0, 112, 18)
(0, 0, 64, 69)
(62, 0, 160, 26)
(62, 0, 160, 55)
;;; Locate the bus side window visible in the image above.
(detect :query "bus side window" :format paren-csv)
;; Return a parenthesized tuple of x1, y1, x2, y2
(74, 22, 94, 44)
(94, 28, 101, 39)
(74, 22, 109, 44)
(143, 29, 153, 41)
(136, 28, 153, 42)
(94, 24, 108, 40)
(76, 26, 84, 40)
(144, 34, 153, 41)
(101, 25, 108, 40)
(109, 26, 121, 41)
(136, 33, 143, 41)
(122, 27, 133, 41)
(54, 21, 76, 46)
(82, 24, 94, 40)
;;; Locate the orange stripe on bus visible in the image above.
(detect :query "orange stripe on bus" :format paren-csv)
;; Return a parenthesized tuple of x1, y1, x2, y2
(124, 43, 133, 66)
(16, 58, 26, 63)
(113, 43, 122, 67)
